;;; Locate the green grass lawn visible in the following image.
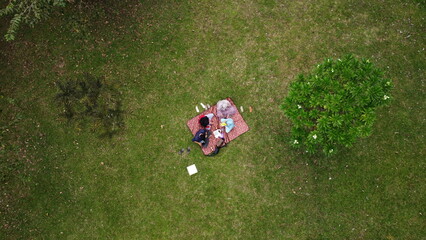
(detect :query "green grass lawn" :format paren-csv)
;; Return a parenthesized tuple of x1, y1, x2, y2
(1, 0, 425, 239)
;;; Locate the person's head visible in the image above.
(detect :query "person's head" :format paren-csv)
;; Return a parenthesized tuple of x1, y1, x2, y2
(199, 116, 209, 127)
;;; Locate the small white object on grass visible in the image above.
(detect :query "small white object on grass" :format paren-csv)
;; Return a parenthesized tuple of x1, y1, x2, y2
(196, 106, 200, 113)
(240, 106, 244, 112)
(200, 103, 206, 109)
(207, 104, 211, 108)
(187, 164, 198, 176)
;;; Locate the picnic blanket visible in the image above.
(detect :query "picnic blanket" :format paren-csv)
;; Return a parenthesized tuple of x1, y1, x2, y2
(187, 98, 250, 155)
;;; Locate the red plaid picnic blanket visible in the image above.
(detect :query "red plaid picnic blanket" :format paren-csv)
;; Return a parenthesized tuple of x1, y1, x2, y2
(187, 98, 250, 155)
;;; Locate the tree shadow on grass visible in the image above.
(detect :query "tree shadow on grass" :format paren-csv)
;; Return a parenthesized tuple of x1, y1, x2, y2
(55, 73, 125, 138)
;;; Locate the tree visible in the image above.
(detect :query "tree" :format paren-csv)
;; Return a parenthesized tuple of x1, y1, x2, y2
(0, 0, 69, 41)
(281, 55, 393, 155)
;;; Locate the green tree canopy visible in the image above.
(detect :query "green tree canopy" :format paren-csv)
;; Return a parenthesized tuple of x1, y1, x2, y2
(281, 55, 393, 155)
(0, 0, 68, 41)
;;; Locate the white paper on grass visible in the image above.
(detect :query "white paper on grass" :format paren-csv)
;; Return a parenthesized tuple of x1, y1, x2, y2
(187, 164, 198, 175)
(196, 106, 200, 112)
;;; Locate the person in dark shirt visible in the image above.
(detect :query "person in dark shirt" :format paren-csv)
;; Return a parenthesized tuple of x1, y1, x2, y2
(192, 128, 209, 148)
(192, 113, 214, 148)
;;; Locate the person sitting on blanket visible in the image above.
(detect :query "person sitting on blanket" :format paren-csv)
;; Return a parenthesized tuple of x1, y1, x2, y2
(198, 113, 214, 130)
(192, 113, 214, 148)
(217, 99, 237, 119)
(192, 128, 209, 148)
